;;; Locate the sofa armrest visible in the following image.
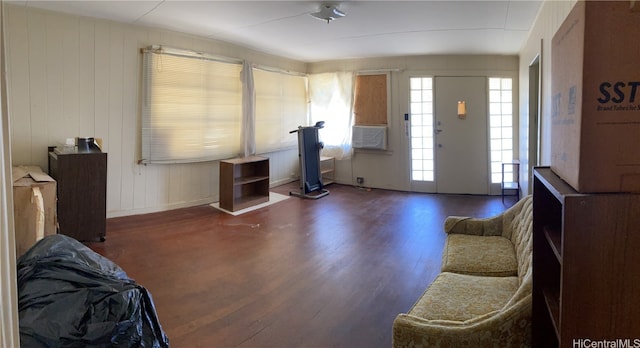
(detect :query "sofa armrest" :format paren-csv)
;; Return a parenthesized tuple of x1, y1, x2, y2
(392, 294, 531, 348)
(444, 215, 503, 236)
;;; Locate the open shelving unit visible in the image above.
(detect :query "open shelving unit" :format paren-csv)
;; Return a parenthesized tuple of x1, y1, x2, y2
(219, 156, 269, 212)
(532, 167, 640, 347)
(501, 161, 520, 203)
(320, 156, 335, 185)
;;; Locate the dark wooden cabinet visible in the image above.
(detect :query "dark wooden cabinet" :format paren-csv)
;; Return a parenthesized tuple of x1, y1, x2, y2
(532, 167, 640, 347)
(219, 156, 269, 212)
(48, 148, 107, 242)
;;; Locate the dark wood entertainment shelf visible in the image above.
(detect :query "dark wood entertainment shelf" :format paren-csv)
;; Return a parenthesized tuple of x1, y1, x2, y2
(532, 167, 640, 347)
(542, 226, 562, 263)
(219, 156, 270, 212)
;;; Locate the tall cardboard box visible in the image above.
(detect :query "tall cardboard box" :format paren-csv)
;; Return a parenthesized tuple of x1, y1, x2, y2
(12, 166, 57, 258)
(550, 1, 640, 193)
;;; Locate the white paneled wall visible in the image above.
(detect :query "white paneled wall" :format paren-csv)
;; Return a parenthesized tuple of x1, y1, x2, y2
(5, 5, 303, 217)
(1, 1, 20, 344)
(518, 0, 576, 194)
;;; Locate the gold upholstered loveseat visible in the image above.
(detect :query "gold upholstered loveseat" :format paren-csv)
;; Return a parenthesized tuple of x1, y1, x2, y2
(393, 195, 533, 347)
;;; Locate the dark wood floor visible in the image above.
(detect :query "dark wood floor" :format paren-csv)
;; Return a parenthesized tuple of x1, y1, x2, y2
(89, 182, 509, 348)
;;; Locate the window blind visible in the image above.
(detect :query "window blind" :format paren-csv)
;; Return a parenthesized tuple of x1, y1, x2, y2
(253, 68, 308, 153)
(141, 48, 243, 163)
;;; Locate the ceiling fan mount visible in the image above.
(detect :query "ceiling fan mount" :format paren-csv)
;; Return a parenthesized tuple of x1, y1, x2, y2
(310, 3, 346, 24)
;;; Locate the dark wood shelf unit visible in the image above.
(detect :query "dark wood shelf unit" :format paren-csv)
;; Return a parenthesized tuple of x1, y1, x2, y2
(543, 226, 562, 263)
(235, 175, 269, 186)
(219, 156, 269, 212)
(48, 148, 107, 242)
(542, 286, 560, 338)
(532, 167, 640, 348)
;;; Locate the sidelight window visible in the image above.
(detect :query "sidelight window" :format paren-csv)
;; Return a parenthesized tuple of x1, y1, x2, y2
(489, 77, 514, 183)
(409, 77, 435, 182)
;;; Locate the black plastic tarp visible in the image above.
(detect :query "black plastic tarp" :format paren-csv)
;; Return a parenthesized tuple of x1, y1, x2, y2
(17, 234, 169, 348)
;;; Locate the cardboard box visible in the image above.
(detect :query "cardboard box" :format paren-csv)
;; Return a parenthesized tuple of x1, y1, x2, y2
(550, 1, 640, 193)
(12, 166, 57, 258)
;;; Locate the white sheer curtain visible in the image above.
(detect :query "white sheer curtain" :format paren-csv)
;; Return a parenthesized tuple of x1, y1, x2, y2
(241, 60, 256, 157)
(308, 72, 355, 160)
(253, 68, 308, 154)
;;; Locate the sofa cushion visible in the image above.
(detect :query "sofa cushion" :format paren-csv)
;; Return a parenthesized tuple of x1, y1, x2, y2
(441, 234, 518, 276)
(510, 197, 533, 284)
(408, 272, 519, 322)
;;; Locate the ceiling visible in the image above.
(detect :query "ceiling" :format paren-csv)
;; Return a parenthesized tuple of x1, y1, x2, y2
(12, 0, 543, 63)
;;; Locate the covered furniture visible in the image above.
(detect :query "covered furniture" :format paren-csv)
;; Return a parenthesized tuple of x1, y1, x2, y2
(393, 195, 533, 347)
(17, 234, 169, 347)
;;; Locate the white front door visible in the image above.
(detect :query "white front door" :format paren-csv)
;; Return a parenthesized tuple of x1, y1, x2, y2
(408, 75, 489, 194)
(434, 76, 488, 194)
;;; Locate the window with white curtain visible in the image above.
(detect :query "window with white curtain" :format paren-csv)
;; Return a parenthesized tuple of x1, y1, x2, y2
(253, 68, 308, 153)
(308, 72, 355, 160)
(141, 47, 242, 163)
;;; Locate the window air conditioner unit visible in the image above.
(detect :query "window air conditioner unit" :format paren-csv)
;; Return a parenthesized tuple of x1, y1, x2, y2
(352, 125, 387, 150)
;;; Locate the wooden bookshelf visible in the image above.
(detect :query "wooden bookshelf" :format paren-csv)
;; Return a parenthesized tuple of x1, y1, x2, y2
(219, 156, 269, 212)
(532, 167, 640, 347)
